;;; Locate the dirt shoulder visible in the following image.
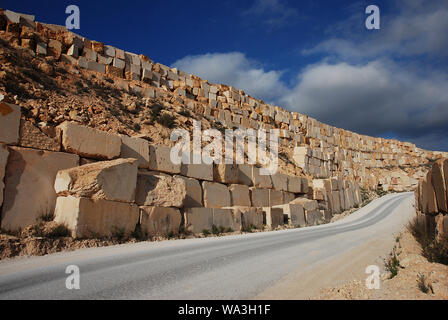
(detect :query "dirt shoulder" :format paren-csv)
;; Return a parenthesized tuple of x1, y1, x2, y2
(312, 230, 448, 300)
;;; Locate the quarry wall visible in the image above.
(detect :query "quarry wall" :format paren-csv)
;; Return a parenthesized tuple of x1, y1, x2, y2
(0, 9, 447, 238)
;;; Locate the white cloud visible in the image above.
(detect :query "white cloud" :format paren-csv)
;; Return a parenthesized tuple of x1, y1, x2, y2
(303, 1, 448, 59)
(172, 52, 288, 103)
(242, 0, 299, 29)
(280, 60, 448, 143)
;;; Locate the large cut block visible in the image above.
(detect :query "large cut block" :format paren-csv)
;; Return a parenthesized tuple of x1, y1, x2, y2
(252, 166, 273, 189)
(0, 102, 21, 145)
(431, 160, 447, 213)
(58, 121, 121, 160)
(305, 210, 324, 226)
(238, 207, 263, 230)
(1, 147, 79, 231)
(54, 158, 138, 203)
(213, 208, 242, 232)
(54, 196, 139, 238)
(281, 204, 306, 227)
(140, 206, 181, 237)
(180, 161, 213, 181)
(184, 207, 214, 233)
(250, 188, 270, 207)
(202, 181, 231, 208)
(332, 191, 342, 213)
(229, 184, 251, 207)
(175, 175, 203, 208)
(290, 198, 318, 211)
(120, 135, 150, 169)
(269, 189, 283, 206)
(148, 145, 181, 174)
(0, 144, 8, 207)
(214, 163, 239, 184)
(136, 171, 186, 208)
(237, 164, 253, 186)
(263, 207, 284, 229)
(271, 173, 288, 191)
(287, 176, 302, 193)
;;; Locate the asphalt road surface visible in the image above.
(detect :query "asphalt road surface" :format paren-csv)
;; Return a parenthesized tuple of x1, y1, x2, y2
(0, 193, 415, 300)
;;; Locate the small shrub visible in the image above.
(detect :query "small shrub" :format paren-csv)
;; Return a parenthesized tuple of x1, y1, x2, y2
(131, 224, 147, 241)
(218, 226, 226, 234)
(111, 226, 126, 241)
(385, 251, 400, 279)
(417, 273, 431, 294)
(211, 225, 220, 235)
(225, 227, 233, 233)
(46, 224, 70, 238)
(157, 113, 176, 128)
(202, 229, 211, 236)
(178, 109, 191, 117)
(39, 211, 54, 222)
(166, 231, 175, 239)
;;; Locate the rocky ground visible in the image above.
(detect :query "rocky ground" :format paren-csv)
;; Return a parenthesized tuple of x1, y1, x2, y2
(312, 230, 448, 300)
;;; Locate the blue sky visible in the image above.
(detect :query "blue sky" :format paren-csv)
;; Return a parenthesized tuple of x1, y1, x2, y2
(3, 0, 448, 151)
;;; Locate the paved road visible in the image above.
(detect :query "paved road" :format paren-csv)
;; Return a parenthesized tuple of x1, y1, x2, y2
(0, 193, 415, 300)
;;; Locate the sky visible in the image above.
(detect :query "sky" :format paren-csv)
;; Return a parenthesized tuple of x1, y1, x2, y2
(3, 0, 448, 151)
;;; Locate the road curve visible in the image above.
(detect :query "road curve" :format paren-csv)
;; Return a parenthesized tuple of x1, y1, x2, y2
(0, 193, 415, 300)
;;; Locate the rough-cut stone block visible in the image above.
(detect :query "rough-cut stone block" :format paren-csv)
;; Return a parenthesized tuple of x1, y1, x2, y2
(54, 196, 139, 239)
(87, 60, 106, 74)
(269, 189, 283, 206)
(271, 173, 288, 191)
(48, 39, 62, 58)
(106, 65, 123, 78)
(283, 191, 295, 204)
(339, 190, 347, 211)
(332, 191, 342, 213)
(55, 158, 138, 203)
(431, 160, 447, 213)
(263, 207, 284, 229)
(0, 102, 21, 145)
(290, 198, 318, 211)
(282, 204, 306, 227)
(238, 207, 263, 230)
(229, 184, 251, 207)
(301, 178, 309, 194)
(19, 120, 60, 152)
(287, 176, 302, 193)
(250, 188, 270, 207)
(1, 147, 79, 231)
(184, 207, 214, 233)
(305, 210, 323, 226)
(252, 167, 273, 189)
(180, 159, 213, 181)
(444, 159, 448, 207)
(237, 164, 253, 186)
(175, 175, 202, 208)
(58, 121, 121, 160)
(120, 135, 150, 169)
(203, 181, 231, 208)
(214, 163, 239, 184)
(148, 145, 181, 174)
(140, 206, 181, 237)
(136, 171, 186, 208)
(0, 144, 8, 207)
(213, 208, 241, 232)
(113, 58, 125, 69)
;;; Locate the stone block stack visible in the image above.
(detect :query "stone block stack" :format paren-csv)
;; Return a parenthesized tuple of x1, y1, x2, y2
(1, 8, 447, 240)
(415, 159, 448, 238)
